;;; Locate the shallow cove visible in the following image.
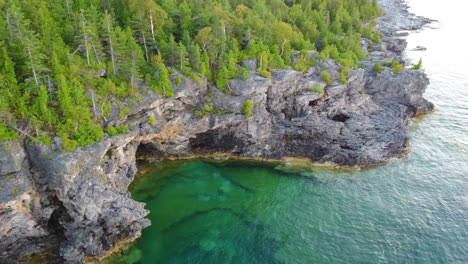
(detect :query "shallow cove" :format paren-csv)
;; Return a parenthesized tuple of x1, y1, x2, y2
(111, 152, 467, 264)
(110, 0, 468, 262)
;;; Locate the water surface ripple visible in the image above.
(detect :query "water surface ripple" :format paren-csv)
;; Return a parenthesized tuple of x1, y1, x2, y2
(114, 0, 468, 263)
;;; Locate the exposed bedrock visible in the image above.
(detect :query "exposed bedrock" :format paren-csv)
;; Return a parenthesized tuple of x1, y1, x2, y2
(365, 69, 434, 115)
(0, 0, 435, 262)
(0, 137, 150, 263)
(0, 55, 432, 263)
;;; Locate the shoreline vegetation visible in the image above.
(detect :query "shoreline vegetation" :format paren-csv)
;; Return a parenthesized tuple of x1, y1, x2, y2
(0, 0, 435, 263)
(0, 0, 381, 148)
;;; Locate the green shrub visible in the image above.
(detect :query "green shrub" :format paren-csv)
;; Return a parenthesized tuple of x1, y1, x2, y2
(129, 98, 137, 107)
(208, 91, 215, 99)
(238, 67, 251, 79)
(339, 73, 347, 84)
(215, 67, 230, 92)
(341, 67, 350, 76)
(187, 72, 202, 83)
(411, 58, 423, 70)
(241, 100, 254, 117)
(116, 125, 129, 134)
(75, 124, 105, 147)
(373, 63, 383, 74)
(0, 124, 18, 142)
(259, 69, 271, 78)
(194, 110, 205, 117)
(175, 75, 183, 86)
(37, 134, 51, 146)
(320, 71, 332, 85)
(61, 134, 78, 152)
(204, 104, 214, 112)
(107, 127, 118, 136)
(146, 64, 175, 97)
(107, 125, 129, 136)
(293, 50, 316, 72)
(102, 101, 111, 117)
(167, 68, 176, 74)
(307, 86, 325, 95)
(215, 108, 229, 116)
(391, 60, 403, 74)
(339, 67, 350, 84)
(119, 107, 131, 119)
(10, 187, 20, 196)
(148, 116, 156, 126)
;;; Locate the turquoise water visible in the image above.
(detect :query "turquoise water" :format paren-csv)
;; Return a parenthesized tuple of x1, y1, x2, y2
(116, 155, 467, 264)
(114, 0, 468, 263)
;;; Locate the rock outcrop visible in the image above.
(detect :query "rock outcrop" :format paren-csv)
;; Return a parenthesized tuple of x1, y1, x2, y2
(377, 0, 433, 35)
(0, 141, 56, 263)
(0, 0, 434, 262)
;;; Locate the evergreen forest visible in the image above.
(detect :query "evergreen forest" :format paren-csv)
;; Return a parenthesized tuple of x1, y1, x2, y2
(0, 0, 381, 150)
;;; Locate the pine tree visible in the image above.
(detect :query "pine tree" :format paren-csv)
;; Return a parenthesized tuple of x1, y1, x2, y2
(158, 63, 174, 97)
(32, 85, 56, 125)
(128, 0, 168, 61)
(200, 50, 211, 80)
(187, 42, 202, 73)
(103, 11, 117, 76)
(215, 66, 230, 92)
(77, 11, 104, 66)
(6, 3, 48, 86)
(0, 0, 385, 145)
(174, 42, 191, 75)
(0, 44, 19, 110)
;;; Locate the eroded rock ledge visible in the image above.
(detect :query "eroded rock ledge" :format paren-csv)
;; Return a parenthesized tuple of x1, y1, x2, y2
(0, 0, 433, 262)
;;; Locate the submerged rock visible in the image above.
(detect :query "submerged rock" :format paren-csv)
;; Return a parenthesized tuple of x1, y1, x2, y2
(414, 46, 427, 51)
(0, 56, 432, 263)
(0, 53, 433, 263)
(0, 0, 434, 262)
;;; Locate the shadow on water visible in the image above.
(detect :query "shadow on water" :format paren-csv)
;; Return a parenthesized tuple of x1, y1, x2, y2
(114, 0, 468, 260)
(132, 159, 324, 203)
(114, 159, 304, 264)
(161, 207, 263, 234)
(204, 159, 323, 185)
(132, 160, 257, 203)
(115, 149, 468, 264)
(160, 208, 286, 264)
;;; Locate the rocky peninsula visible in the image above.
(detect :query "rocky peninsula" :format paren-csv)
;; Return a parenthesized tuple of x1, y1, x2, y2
(0, 0, 433, 262)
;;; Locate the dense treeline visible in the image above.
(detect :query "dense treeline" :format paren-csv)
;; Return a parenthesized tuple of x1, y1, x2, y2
(0, 0, 381, 149)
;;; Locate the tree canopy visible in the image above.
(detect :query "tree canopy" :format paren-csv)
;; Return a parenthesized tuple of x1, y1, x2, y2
(0, 0, 381, 148)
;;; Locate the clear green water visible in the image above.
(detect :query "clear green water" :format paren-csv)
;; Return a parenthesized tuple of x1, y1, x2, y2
(116, 155, 467, 264)
(114, 0, 468, 263)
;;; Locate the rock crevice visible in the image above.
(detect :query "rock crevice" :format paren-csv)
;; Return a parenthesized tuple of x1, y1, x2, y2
(0, 0, 434, 262)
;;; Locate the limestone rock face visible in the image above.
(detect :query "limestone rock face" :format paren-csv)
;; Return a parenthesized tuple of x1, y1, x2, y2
(0, 141, 25, 176)
(25, 136, 150, 263)
(0, 0, 434, 262)
(0, 141, 55, 264)
(0, 193, 55, 264)
(0, 56, 433, 263)
(366, 69, 434, 115)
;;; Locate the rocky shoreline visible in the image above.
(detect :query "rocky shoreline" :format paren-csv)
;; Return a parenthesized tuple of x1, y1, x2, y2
(0, 0, 433, 263)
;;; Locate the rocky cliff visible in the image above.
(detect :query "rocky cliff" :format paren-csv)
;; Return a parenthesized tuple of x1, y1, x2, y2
(0, 0, 433, 262)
